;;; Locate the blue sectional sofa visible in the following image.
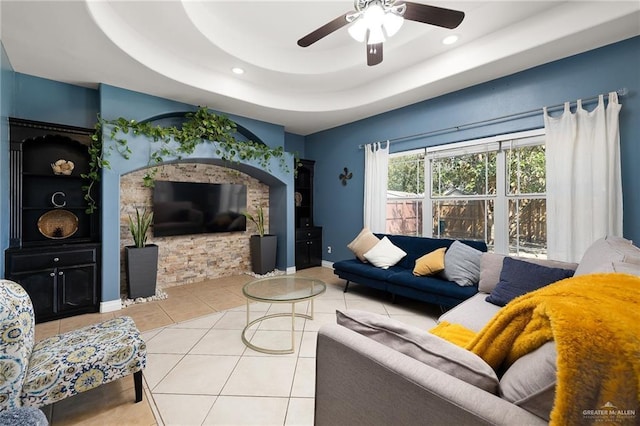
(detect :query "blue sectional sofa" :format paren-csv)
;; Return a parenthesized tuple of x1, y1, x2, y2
(333, 234, 487, 308)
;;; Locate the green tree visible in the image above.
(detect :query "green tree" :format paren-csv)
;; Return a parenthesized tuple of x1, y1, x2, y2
(432, 152, 496, 196)
(508, 145, 546, 194)
(388, 154, 425, 194)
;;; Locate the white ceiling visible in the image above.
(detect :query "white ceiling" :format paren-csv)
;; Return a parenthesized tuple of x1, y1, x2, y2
(1, 1, 639, 135)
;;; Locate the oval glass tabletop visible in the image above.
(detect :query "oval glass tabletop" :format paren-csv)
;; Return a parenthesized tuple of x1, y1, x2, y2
(243, 276, 326, 303)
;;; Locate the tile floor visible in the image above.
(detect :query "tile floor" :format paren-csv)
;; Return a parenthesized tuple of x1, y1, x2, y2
(35, 267, 441, 425)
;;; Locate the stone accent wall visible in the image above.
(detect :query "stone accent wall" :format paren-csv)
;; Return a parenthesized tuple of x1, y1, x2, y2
(120, 162, 269, 295)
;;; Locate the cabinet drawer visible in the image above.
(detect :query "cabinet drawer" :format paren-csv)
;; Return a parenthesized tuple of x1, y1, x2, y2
(296, 227, 322, 241)
(8, 248, 97, 272)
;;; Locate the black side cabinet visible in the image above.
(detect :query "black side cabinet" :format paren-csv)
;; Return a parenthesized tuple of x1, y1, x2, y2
(5, 244, 99, 322)
(295, 227, 322, 270)
(295, 160, 322, 269)
(5, 119, 100, 323)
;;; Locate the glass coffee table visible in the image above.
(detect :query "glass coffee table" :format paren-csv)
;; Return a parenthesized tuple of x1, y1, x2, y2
(242, 276, 326, 354)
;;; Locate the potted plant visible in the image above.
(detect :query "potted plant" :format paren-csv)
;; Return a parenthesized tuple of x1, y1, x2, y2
(125, 208, 158, 299)
(243, 205, 277, 275)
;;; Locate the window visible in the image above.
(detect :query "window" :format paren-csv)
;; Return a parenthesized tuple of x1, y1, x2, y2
(387, 150, 424, 236)
(387, 129, 547, 257)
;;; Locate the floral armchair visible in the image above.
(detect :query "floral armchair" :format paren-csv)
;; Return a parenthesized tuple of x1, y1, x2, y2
(0, 279, 147, 411)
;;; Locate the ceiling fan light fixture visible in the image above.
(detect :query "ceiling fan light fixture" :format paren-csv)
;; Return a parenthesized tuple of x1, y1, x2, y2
(363, 3, 385, 27)
(347, 17, 368, 42)
(298, 0, 464, 66)
(382, 10, 404, 37)
(367, 26, 386, 45)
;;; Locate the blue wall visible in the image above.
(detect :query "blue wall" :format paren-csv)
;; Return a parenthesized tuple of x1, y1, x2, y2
(306, 36, 640, 263)
(14, 73, 99, 129)
(285, 132, 305, 159)
(0, 42, 15, 277)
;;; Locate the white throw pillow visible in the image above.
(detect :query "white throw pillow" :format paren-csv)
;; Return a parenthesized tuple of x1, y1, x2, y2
(363, 236, 407, 269)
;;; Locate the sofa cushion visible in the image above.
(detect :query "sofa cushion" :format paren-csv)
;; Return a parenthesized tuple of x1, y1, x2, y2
(22, 316, 146, 407)
(387, 271, 478, 300)
(336, 309, 499, 394)
(347, 228, 380, 262)
(413, 248, 446, 276)
(500, 341, 557, 421)
(574, 236, 640, 276)
(437, 293, 501, 332)
(333, 259, 402, 282)
(479, 253, 578, 294)
(442, 241, 483, 287)
(485, 257, 575, 307)
(364, 237, 407, 269)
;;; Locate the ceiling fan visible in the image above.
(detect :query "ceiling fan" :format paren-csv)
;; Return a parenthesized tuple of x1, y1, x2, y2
(297, 0, 465, 66)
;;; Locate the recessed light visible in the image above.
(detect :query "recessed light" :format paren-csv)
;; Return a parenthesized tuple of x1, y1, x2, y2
(442, 35, 459, 45)
(232, 67, 245, 75)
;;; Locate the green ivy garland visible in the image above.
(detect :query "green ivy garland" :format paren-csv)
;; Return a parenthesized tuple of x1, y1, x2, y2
(81, 107, 292, 214)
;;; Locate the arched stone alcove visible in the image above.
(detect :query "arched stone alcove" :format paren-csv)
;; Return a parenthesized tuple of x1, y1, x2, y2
(119, 162, 271, 294)
(99, 118, 295, 309)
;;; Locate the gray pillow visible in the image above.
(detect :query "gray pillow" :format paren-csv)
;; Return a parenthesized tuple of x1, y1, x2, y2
(478, 253, 506, 293)
(442, 240, 482, 286)
(336, 309, 499, 394)
(500, 341, 557, 421)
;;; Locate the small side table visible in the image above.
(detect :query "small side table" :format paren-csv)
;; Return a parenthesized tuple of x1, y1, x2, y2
(242, 276, 326, 354)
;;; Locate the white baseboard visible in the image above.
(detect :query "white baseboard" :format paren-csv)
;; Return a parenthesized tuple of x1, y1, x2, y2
(322, 260, 334, 269)
(100, 299, 122, 313)
(286, 266, 296, 275)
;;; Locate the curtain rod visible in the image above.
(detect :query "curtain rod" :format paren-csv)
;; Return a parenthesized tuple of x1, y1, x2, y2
(359, 88, 628, 149)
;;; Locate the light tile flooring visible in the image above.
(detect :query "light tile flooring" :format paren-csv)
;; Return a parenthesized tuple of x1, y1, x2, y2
(35, 267, 440, 425)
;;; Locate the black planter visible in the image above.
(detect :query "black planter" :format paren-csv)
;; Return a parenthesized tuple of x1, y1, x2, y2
(249, 235, 277, 275)
(125, 244, 159, 299)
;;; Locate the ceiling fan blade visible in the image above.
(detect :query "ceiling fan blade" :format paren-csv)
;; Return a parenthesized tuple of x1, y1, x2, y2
(367, 43, 383, 66)
(297, 12, 350, 47)
(403, 2, 465, 29)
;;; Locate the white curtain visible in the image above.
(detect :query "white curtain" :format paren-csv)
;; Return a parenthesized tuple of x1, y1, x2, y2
(363, 141, 389, 233)
(544, 92, 622, 262)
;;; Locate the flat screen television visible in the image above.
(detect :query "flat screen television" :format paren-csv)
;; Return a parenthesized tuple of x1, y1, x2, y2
(152, 181, 247, 237)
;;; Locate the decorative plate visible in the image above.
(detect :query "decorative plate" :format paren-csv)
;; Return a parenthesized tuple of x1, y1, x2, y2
(37, 209, 79, 239)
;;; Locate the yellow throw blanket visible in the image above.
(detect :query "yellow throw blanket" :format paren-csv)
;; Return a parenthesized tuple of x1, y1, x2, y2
(432, 273, 640, 425)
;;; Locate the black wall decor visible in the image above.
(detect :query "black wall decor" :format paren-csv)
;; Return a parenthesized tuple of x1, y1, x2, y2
(339, 167, 352, 186)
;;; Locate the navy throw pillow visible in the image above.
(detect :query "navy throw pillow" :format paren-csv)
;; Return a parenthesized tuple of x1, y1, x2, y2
(485, 257, 575, 307)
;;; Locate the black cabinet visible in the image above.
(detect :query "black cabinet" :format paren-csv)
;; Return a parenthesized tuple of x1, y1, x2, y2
(5, 119, 100, 322)
(295, 160, 322, 269)
(295, 159, 315, 228)
(5, 244, 99, 323)
(295, 227, 322, 270)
